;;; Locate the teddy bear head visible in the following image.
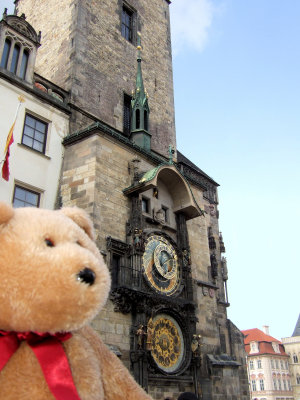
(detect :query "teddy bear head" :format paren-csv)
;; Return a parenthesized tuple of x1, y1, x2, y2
(0, 202, 111, 334)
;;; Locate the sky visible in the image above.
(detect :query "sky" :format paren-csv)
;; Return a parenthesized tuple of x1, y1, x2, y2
(1, 0, 299, 341)
(170, 0, 300, 340)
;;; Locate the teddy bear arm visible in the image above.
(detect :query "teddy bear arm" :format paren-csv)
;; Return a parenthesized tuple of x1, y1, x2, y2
(81, 326, 153, 400)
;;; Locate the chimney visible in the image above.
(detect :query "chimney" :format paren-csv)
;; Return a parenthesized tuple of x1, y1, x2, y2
(262, 325, 269, 335)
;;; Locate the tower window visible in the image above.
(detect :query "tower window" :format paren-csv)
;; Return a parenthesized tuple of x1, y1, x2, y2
(10, 44, 20, 74)
(111, 254, 121, 288)
(142, 197, 150, 214)
(122, 5, 133, 42)
(123, 93, 131, 137)
(161, 206, 169, 223)
(20, 49, 29, 79)
(0, 38, 11, 69)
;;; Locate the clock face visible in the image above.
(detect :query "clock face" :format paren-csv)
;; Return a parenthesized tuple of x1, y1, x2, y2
(142, 235, 180, 296)
(151, 314, 185, 373)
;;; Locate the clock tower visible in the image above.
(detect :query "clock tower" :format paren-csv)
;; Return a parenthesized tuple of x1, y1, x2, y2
(14, 0, 250, 399)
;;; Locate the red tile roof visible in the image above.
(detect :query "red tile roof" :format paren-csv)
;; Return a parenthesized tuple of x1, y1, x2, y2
(242, 328, 288, 357)
(242, 328, 280, 344)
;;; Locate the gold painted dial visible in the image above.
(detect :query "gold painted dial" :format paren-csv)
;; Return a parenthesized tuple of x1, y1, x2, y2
(151, 314, 184, 373)
(142, 235, 180, 296)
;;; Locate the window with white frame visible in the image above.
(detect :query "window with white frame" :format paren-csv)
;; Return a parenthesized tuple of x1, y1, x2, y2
(273, 379, 277, 390)
(22, 113, 48, 153)
(251, 380, 257, 391)
(283, 379, 287, 390)
(250, 341, 259, 353)
(278, 379, 282, 390)
(259, 379, 265, 391)
(257, 359, 262, 369)
(250, 360, 254, 369)
(13, 185, 40, 208)
(296, 375, 300, 385)
(272, 342, 280, 353)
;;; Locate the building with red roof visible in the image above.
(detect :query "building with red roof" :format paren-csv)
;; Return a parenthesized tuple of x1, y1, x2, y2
(242, 326, 293, 400)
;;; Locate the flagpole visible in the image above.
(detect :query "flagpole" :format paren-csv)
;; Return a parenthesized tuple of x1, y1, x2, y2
(1, 95, 25, 180)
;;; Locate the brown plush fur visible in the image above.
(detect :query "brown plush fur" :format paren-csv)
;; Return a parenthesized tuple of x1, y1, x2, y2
(0, 202, 152, 400)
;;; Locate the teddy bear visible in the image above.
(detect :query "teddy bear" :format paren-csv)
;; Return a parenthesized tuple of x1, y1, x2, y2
(0, 202, 153, 400)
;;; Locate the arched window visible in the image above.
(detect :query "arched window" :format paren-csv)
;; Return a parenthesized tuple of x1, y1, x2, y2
(19, 49, 29, 79)
(136, 109, 140, 129)
(0, 38, 11, 69)
(10, 44, 20, 74)
(144, 110, 148, 131)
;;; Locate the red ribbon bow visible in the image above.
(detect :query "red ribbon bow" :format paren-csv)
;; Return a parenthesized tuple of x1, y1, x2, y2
(0, 330, 81, 400)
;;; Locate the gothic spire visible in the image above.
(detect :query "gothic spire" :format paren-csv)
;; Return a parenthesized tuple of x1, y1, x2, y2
(130, 32, 151, 151)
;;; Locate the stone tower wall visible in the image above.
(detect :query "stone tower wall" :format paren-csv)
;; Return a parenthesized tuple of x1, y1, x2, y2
(16, 0, 74, 88)
(17, 0, 176, 157)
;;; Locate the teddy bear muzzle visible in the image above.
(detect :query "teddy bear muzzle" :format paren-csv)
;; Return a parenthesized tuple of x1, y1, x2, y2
(77, 267, 96, 285)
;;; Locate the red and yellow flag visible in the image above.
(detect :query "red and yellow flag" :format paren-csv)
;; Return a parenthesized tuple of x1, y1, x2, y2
(1, 95, 25, 181)
(1, 121, 15, 181)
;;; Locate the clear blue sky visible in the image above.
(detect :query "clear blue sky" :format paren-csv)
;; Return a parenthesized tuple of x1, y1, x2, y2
(1, 0, 299, 340)
(170, 0, 300, 340)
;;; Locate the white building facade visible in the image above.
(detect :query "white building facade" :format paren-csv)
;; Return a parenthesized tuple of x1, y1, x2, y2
(0, 11, 70, 209)
(243, 327, 294, 400)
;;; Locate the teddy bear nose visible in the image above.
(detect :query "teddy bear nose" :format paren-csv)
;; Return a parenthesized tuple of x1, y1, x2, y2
(77, 268, 96, 286)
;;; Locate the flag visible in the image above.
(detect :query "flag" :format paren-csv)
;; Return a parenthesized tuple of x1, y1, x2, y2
(1, 121, 15, 181)
(1, 95, 25, 181)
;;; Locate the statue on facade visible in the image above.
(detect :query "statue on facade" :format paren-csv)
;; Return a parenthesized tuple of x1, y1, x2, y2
(146, 318, 154, 351)
(191, 334, 202, 358)
(136, 324, 146, 349)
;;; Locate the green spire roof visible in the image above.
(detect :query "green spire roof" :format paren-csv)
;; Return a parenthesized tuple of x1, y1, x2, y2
(130, 33, 151, 151)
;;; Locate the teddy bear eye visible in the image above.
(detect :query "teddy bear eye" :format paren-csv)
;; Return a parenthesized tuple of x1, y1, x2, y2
(45, 238, 54, 247)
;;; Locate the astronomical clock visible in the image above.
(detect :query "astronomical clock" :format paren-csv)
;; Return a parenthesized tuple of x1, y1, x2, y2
(142, 235, 180, 296)
(108, 164, 202, 393)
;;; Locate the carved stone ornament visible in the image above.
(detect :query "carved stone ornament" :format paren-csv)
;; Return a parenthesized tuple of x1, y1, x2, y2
(202, 286, 209, 296)
(154, 208, 165, 225)
(106, 236, 130, 255)
(110, 286, 196, 315)
(210, 253, 218, 278)
(221, 257, 228, 281)
(6, 16, 40, 43)
(209, 204, 216, 216)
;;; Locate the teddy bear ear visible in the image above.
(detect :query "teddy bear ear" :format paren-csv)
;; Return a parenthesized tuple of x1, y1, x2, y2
(0, 202, 14, 225)
(60, 207, 95, 240)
